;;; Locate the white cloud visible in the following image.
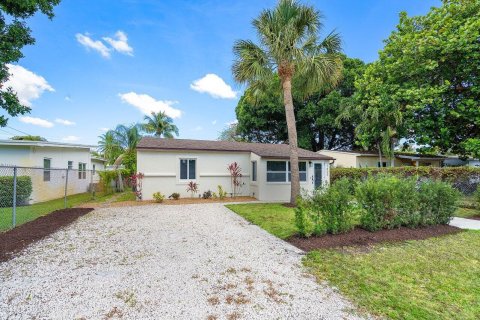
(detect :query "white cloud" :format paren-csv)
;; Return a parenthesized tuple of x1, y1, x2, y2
(212, 120, 217, 125)
(64, 95, 72, 102)
(100, 127, 110, 132)
(4, 64, 54, 107)
(226, 120, 238, 126)
(76, 33, 111, 58)
(103, 31, 133, 56)
(62, 135, 80, 142)
(190, 74, 237, 99)
(55, 118, 76, 126)
(19, 116, 54, 128)
(119, 92, 182, 119)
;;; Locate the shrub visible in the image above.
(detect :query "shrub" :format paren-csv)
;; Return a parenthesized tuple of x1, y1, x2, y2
(295, 178, 357, 237)
(152, 192, 165, 203)
(217, 185, 227, 200)
(169, 192, 180, 200)
(475, 185, 480, 207)
(355, 174, 459, 231)
(202, 190, 212, 199)
(186, 181, 199, 197)
(418, 180, 459, 226)
(0, 176, 33, 207)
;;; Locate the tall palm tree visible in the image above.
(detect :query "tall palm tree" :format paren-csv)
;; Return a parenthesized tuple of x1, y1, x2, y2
(232, 0, 343, 204)
(98, 131, 123, 164)
(143, 111, 179, 138)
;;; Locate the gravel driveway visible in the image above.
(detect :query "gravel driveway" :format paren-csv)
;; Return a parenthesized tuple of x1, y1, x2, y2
(0, 204, 363, 319)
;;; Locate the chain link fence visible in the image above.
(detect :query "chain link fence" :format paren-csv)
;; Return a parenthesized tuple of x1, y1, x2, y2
(0, 165, 100, 230)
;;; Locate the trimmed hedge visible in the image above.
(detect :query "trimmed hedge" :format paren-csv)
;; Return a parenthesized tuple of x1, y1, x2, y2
(0, 176, 33, 207)
(355, 175, 459, 231)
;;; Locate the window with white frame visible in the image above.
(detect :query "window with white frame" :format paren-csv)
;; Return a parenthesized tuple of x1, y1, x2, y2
(266, 161, 307, 182)
(67, 161, 73, 170)
(180, 159, 196, 180)
(251, 161, 257, 182)
(43, 158, 51, 182)
(78, 163, 87, 179)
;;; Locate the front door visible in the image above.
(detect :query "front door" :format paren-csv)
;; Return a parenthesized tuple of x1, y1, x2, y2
(314, 163, 322, 189)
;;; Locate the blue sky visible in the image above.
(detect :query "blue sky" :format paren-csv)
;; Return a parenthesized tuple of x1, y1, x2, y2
(1, 0, 440, 145)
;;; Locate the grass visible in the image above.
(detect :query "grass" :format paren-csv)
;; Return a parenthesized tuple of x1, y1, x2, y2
(456, 196, 479, 218)
(455, 207, 480, 218)
(0, 191, 117, 232)
(304, 231, 480, 320)
(113, 190, 136, 202)
(225, 203, 296, 239)
(226, 202, 480, 319)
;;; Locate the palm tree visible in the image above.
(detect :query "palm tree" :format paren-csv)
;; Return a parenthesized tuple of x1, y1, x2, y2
(142, 111, 179, 138)
(232, 0, 343, 204)
(98, 131, 123, 164)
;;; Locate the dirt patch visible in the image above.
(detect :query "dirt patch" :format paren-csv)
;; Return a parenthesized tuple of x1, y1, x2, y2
(0, 207, 93, 262)
(288, 225, 462, 251)
(80, 196, 256, 208)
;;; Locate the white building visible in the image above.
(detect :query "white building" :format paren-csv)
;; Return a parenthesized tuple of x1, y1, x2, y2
(0, 139, 106, 203)
(137, 137, 333, 202)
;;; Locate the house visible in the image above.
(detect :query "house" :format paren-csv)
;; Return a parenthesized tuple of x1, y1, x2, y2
(317, 150, 446, 168)
(443, 156, 480, 167)
(136, 137, 334, 202)
(0, 139, 106, 203)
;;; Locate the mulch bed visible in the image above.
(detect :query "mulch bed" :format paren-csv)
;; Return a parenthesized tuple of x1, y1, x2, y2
(0, 207, 93, 263)
(288, 224, 462, 251)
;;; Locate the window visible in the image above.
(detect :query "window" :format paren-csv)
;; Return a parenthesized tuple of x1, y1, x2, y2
(251, 161, 257, 182)
(180, 159, 196, 180)
(92, 164, 96, 175)
(78, 163, 86, 179)
(67, 161, 73, 170)
(377, 161, 387, 168)
(267, 161, 307, 182)
(43, 158, 51, 182)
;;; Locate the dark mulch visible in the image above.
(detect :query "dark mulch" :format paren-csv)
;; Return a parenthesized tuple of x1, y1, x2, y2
(0, 208, 93, 263)
(288, 224, 462, 251)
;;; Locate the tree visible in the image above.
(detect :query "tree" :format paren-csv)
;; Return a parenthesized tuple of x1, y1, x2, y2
(0, 0, 61, 127)
(232, 0, 342, 204)
(217, 122, 245, 142)
(355, 0, 479, 157)
(142, 111, 179, 138)
(98, 131, 123, 164)
(235, 57, 365, 151)
(10, 135, 46, 141)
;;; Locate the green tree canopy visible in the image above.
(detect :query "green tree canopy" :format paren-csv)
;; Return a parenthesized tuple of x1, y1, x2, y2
(355, 0, 479, 157)
(10, 135, 46, 141)
(236, 56, 365, 151)
(0, 0, 61, 127)
(142, 111, 179, 138)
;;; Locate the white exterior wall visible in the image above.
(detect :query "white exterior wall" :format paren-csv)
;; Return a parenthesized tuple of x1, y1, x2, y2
(0, 145, 95, 203)
(138, 150, 252, 200)
(138, 149, 331, 202)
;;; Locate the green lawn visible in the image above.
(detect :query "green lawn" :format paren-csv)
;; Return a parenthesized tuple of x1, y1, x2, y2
(304, 231, 480, 320)
(226, 202, 480, 320)
(456, 207, 480, 218)
(0, 192, 115, 232)
(226, 203, 296, 239)
(113, 190, 136, 202)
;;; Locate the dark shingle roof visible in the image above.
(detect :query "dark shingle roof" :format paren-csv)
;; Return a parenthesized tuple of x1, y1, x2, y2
(137, 137, 334, 160)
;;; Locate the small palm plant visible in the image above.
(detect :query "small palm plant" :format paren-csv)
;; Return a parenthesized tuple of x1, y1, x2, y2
(186, 181, 199, 198)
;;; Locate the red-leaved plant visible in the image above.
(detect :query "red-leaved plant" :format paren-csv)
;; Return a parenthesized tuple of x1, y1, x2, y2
(186, 181, 199, 198)
(130, 172, 144, 200)
(228, 162, 242, 197)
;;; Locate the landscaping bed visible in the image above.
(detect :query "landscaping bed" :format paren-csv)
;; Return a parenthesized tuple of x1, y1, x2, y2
(0, 207, 93, 262)
(83, 196, 256, 208)
(288, 224, 461, 251)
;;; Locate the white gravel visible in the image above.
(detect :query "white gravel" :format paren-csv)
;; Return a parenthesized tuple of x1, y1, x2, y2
(0, 203, 364, 320)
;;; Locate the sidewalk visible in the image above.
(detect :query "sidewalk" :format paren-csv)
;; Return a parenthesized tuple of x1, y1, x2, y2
(449, 217, 480, 230)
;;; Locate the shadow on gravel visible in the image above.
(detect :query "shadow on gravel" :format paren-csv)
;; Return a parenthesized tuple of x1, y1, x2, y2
(0, 208, 93, 262)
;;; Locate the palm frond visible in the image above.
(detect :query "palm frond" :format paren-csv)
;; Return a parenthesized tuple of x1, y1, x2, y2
(232, 40, 272, 85)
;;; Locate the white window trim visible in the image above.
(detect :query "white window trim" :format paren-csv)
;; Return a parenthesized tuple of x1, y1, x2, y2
(251, 160, 257, 183)
(266, 160, 308, 184)
(43, 158, 51, 182)
(178, 158, 197, 182)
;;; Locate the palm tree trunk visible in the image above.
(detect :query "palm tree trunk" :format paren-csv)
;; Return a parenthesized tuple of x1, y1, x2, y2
(377, 142, 383, 168)
(282, 77, 300, 205)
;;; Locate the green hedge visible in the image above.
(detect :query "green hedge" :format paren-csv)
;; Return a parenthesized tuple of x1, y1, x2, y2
(0, 176, 33, 207)
(331, 167, 480, 183)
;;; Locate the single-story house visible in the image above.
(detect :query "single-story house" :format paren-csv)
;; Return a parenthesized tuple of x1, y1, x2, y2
(136, 137, 334, 202)
(317, 150, 446, 168)
(0, 139, 106, 203)
(443, 156, 480, 167)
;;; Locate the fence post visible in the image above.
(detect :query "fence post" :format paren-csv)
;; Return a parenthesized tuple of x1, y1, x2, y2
(91, 170, 95, 199)
(64, 168, 69, 209)
(12, 166, 17, 228)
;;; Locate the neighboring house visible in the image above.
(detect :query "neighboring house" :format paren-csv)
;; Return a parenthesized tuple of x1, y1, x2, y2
(443, 156, 480, 167)
(318, 150, 446, 168)
(0, 139, 106, 203)
(137, 137, 334, 202)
